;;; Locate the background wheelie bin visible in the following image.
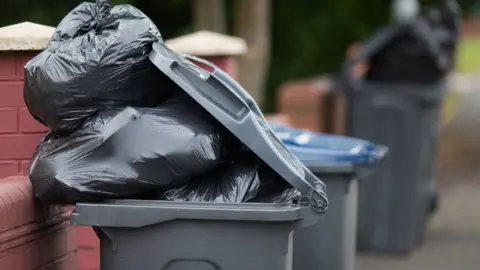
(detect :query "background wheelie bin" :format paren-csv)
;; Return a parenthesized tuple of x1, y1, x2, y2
(271, 123, 387, 270)
(338, 0, 460, 253)
(70, 42, 328, 270)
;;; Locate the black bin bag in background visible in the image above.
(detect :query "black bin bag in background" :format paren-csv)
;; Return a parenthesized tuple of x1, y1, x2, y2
(29, 93, 232, 205)
(24, 0, 172, 134)
(365, 0, 460, 84)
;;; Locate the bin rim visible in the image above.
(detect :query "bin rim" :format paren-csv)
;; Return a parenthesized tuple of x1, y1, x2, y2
(71, 199, 317, 228)
(148, 42, 327, 216)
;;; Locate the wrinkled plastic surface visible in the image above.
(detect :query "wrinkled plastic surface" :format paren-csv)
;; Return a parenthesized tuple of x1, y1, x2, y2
(29, 93, 231, 204)
(249, 165, 302, 204)
(160, 153, 260, 203)
(161, 165, 301, 204)
(158, 147, 302, 204)
(24, 0, 171, 133)
(365, 0, 460, 84)
(255, 187, 302, 204)
(269, 122, 387, 165)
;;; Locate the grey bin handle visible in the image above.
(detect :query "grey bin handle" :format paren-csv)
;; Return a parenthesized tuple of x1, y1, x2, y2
(182, 54, 265, 119)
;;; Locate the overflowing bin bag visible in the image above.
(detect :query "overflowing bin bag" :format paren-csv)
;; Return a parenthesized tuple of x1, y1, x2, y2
(24, 0, 170, 134)
(29, 93, 232, 204)
(249, 165, 302, 204)
(158, 147, 303, 204)
(160, 150, 261, 203)
(364, 0, 460, 84)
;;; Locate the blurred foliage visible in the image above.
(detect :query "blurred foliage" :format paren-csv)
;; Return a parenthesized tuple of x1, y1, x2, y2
(264, 0, 391, 111)
(456, 38, 480, 72)
(0, 0, 476, 112)
(0, 0, 192, 40)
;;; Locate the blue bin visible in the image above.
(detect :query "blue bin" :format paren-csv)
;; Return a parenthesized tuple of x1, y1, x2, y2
(270, 122, 387, 270)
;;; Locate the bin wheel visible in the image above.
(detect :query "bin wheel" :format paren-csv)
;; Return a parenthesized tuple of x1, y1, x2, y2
(416, 209, 432, 247)
(417, 194, 439, 247)
(428, 192, 439, 215)
(416, 218, 429, 247)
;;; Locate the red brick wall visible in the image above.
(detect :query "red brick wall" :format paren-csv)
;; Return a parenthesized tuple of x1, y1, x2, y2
(0, 177, 77, 270)
(76, 227, 99, 270)
(0, 52, 48, 178)
(462, 18, 480, 37)
(0, 51, 99, 270)
(277, 76, 347, 134)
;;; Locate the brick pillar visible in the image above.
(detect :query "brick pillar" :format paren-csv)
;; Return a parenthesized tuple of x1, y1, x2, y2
(0, 22, 51, 178)
(0, 22, 100, 270)
(277, 76, 348, 134)
(277, 77, 335, 132)
(0, 22, 77, 269)
(0, 177, 77, 270)
(165, 30, 247, 78)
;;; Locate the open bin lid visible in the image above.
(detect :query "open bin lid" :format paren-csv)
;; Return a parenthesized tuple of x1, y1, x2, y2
(269, 122, 388, 174)
(148, 43, 327, 214)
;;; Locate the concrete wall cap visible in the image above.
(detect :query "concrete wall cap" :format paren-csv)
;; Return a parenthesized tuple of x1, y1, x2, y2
(0, 22, 55, 51)
(165, 30, 247, 56)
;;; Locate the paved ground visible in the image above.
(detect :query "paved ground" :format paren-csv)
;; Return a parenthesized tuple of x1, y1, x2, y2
(357, 178, 480, 270)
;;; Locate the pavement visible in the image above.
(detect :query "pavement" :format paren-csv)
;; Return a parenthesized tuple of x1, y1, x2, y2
(356, 178, 480, 270)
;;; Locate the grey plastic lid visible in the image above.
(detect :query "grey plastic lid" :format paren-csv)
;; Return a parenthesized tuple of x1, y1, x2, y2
(71, 199, 317, 227)
(149, 43, 327, 214)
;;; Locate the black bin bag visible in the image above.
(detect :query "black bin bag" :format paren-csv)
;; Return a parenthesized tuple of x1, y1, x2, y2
(251, 165, 302, 204)
(29, 93, 232, 204)
(159, 149, 301, 204)
(24, 0, 171, 134)
(365, 0, 460, 84)
(160, 150, 261, 203)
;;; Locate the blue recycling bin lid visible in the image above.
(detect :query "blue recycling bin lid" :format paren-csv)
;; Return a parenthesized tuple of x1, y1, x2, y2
(269, 122, 388, 173)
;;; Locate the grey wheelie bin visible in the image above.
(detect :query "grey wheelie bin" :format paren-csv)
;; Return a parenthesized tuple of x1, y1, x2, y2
(271, 123, 387, 270)
(70, 42, 328, 270)
(338, 0, 460, 253)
